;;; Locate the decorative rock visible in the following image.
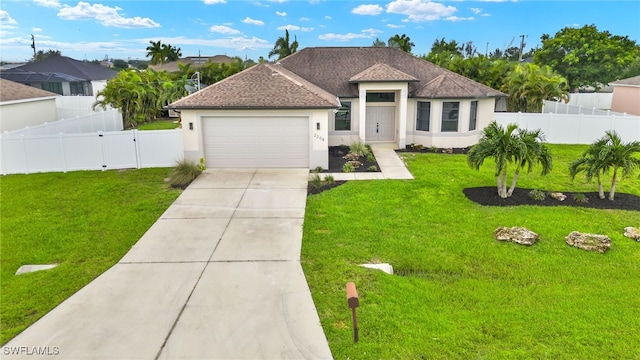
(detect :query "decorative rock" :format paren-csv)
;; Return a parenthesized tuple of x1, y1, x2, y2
(360, 263, 394, 275)
(565, 231, 611, 253)
(623, 227, 640, 241)
(494, 226, 539, 246)
(549, 192, 567, 201)
(15, 264, 59, 276)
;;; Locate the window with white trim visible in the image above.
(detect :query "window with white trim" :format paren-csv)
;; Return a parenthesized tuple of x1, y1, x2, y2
(441, 102, 459, 132)
(469, 100, 478, 131)
(335, 101, 351, 131)
(416, 101, 431, 131)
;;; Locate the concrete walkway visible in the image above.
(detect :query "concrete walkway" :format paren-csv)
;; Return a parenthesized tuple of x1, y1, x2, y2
(316, 145, 413, 181)
(3, 169, 332, 360)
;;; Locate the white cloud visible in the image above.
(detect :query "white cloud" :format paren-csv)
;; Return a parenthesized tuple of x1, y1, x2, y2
(141, 35, 272, 51)
(242, 17, 264, 25)
(34, 0, 62, 8)
(57, 2, 160, 28)
(318, 28, 381, 42)
(32, 27, 43, 32)
(325, 15, 331, 19)
(276, 11, 287, 16)
(210, 25, 242, 34)
(203, 0, 226, 4)
(386, 0, 457, 22)
(481, 13, 491, 17)
(0, 10, 18, 27)
(277, 24, 313, 32)
(299, 17, 310, 21)
(470, 7, 482, 14)
(268, 0, 287, 3)
(445, 16, 474, 22)
(387, 24, 404, 28)
(352, 4, 384, 16)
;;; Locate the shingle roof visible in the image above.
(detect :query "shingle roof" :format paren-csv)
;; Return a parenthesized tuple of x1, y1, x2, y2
(148, 55, 234, 72)
(279, 47, 505, 98)
(349, 63, 419, 83)
(6, 55, 117, 81)
(0, 78, 59, 102)
(611, 75, 640, 87)
(169, 63, 340, 109)
(0, 71, 85, 83)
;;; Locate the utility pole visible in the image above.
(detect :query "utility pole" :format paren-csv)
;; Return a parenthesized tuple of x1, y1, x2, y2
(518, 34, 527, 62)
(30, 34, 36, 58)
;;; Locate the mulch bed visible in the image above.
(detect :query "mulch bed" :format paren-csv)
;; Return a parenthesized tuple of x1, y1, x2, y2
(328, 146, 380, 172)
(396, 146, 472, 155)
(307, 181, 347, 196)
(464, 187, 640, 211)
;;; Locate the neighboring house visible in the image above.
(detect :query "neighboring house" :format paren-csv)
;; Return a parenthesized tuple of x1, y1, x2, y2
(610, 75, 640, 116)
(169, 47, 506, 169)
(0, 55, 117, 97)
(148, 55, 234, 72)
(0, 78, 59, 132)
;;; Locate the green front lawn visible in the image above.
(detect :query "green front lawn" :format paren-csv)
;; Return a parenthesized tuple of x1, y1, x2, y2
(0, 169, 181, 344)
(302, 144, 640, 359)
(137, 119, 180, 130)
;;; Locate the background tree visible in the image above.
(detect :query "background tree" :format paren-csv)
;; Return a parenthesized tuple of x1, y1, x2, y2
(145, 41, 181, 65)
(467, 122, 552, 198)
(112, 59, 129, 70)
(534, 24, 640, 90)
(502, 63, 569, 112)
(93, 69, 187, 128)
(146, 41, 164, 65)
(372, 38, 386, 47)
(569, 131, 640, 200)
(268, 30, 299, 60)
(388, 34, 415, 53)
(32, 49, 61, 62)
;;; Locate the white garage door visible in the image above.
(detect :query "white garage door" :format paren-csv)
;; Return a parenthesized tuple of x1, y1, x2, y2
(202, 117, 309, 168)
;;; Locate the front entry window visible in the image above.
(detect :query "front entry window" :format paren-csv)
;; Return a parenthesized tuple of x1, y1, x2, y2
(441, 102, 459, 132)
(335, 101, 351, 130)
(366, 92, 395, 102)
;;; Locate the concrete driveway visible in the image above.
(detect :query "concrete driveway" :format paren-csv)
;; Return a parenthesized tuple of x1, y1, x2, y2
(3, 169, 332, 359)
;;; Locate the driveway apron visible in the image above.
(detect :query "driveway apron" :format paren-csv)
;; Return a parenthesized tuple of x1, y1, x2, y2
(3, 168, 333, 360)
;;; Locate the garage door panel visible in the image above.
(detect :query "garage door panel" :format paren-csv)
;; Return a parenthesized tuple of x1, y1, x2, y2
(203, 117, 309, 168)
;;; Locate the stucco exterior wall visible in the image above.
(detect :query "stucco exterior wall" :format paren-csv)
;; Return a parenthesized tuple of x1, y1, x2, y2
(180, 108, 330, 169)
(611, 86, 640, 116)
(0, 98, 58, 132)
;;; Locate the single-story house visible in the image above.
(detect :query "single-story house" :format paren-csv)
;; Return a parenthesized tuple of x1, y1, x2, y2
(610, 75, 640, 116)
(0, 55, 117, 96)
(169, 47, 506, 169)
(0, 79, 59, 133)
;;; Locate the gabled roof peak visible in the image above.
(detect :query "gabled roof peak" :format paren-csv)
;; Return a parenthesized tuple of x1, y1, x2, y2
(349, 63, 419, 83)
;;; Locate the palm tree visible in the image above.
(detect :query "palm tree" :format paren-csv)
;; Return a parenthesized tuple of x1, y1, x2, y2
(570, 131, 640, 200)
(467, 121, 552, 198)
(388, 34, 415, 53)
(146, 40, 164, 65)
(372, 38, 386, 47)
(162, 44, 182, 62)
(268, 30, 299, 60)
(502, 63, 569, 112)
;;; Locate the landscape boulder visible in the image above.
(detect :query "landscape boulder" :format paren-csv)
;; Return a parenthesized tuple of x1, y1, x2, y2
(565, 231, 611, 253)
(623, 227, 640, 241)
(549, 192, 567, 201)
(494, 226, 539, 246)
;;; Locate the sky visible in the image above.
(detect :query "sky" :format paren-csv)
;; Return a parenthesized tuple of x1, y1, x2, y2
(0, 0, 639, 63)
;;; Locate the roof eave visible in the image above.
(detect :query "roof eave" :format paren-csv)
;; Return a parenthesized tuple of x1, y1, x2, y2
(169, 105, 339, 110)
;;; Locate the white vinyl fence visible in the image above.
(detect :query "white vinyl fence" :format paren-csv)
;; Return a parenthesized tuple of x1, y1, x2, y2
(55, 96, 106, 119)
(567, 93, 613, 110)
(0, 129, 183, 175)
(2, 109, 123, 137)
(495, 112, 640, 144)
(542, 100, 626, 116)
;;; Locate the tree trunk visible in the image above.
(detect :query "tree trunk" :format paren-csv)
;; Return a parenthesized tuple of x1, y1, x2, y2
(496, 175, 503, 197)
(609, 167, 618, 201)
(597, 176, 605, 199)
(498, 171, 508, 198)
(507, 169, 520, 197)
